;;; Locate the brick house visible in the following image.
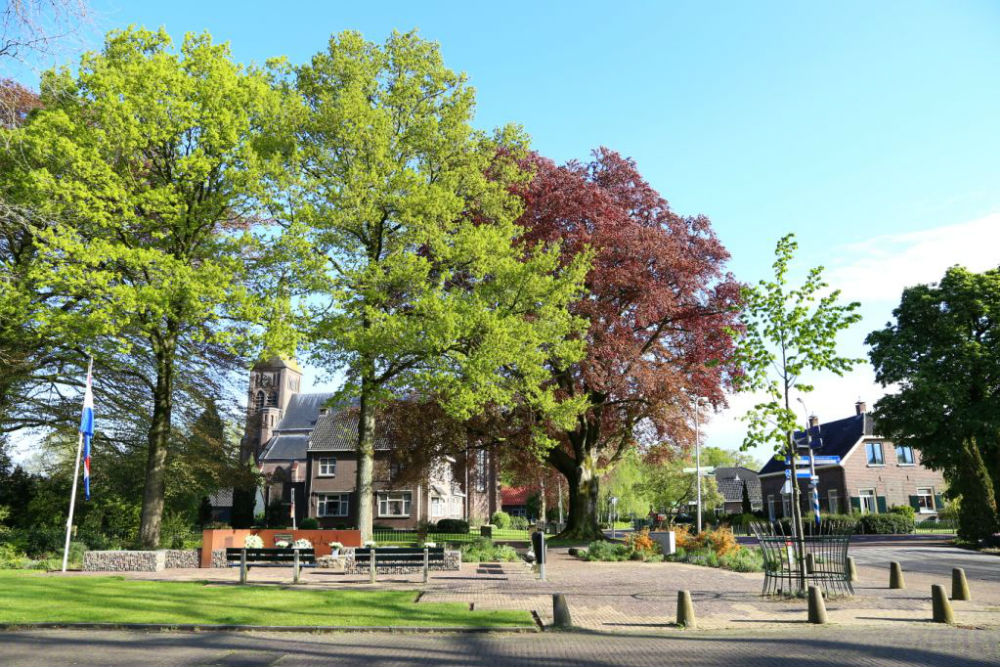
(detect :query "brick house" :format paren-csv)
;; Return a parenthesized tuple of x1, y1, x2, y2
(758, 401, 946, 520)
(245, 356, 501, 528)
(714, 467, 763, 514)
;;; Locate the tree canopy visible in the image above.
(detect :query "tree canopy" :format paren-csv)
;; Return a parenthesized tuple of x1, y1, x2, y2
(867, 265, 1000, 540)
(4, 27, 284, 546)
(285, 31, 589, 540)
(516, 149, 741, 539)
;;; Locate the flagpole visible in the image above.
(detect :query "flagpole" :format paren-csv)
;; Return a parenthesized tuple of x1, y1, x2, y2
(61, 430, 85, 573)
(61, 357, 93, 573)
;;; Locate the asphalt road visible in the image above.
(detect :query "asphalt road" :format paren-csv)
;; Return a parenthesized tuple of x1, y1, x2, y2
(2, 627, 999, 667)
(849, 540, 1000, 582)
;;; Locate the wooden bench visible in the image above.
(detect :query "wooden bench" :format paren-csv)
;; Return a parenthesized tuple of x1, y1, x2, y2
(353, 546, 445, 582)
(225, 547, 316, 584)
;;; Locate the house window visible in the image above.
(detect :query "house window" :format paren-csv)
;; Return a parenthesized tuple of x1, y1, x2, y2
(827, 489, 840, 514)
(317, 457, 336, 477)
(431, 496, 443, 517)
(389, 461, 402, 480)
(767, 494, 776, 520)
(865, 442, 884, 466)
(476, 449, 487, 492)
(378, 491, 412, 518)
(916, 487, 935, 512)
(859, 488, 877, 514)
(895, 445, 915, 465)
(317, 493, 349, 517)
(781, 495, 791, 518)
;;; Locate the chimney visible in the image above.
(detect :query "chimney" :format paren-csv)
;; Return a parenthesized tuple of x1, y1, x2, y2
(855, 400, 867, 415)
(808, 414, 819, 429)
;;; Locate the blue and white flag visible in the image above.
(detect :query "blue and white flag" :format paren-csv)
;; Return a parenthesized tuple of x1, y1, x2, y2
(79, 366, 94, 501)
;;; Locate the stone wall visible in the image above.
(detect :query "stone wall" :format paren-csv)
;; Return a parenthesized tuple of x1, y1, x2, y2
(164, 549, 200, 569)
(343, 548, 461, 574)
(83, 550, 166, 572)
(84, 549, 201, 571)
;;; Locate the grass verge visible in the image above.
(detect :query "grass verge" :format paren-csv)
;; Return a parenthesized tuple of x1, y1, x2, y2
(0, 571, 533, 628)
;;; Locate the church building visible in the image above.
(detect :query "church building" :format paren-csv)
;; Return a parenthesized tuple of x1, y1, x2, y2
(241, 356, 501, 529)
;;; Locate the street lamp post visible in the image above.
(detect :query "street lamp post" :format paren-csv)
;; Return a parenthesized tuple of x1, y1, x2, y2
(692, 396, 708, 534)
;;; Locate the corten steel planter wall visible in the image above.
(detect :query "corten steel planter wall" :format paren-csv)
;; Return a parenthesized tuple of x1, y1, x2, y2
(199, 529, 362, 567)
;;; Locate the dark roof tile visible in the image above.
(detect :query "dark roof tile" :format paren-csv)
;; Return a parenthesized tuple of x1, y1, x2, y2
(758, 413, 874, 476)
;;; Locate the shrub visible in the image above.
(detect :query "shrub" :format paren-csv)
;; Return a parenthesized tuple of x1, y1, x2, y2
(673, 525, 701, 550)
(460, 537, 518, 562)
(722, 513, 758, 529)
(584, 540, 631, 562)
(509, 516, 530, 530)
(719, 547, 764, 572)
(490, 511, 511, 529)
(686, 547, 719, 568)
(858, 513, 914, 534)
(889, 505, 916, 519)
(703, 527, 739, 556)
(299, 517, 319, 530)
(625, 528, 660, 558)
(434, 519, 469, 534)
(0, 543, 28, 569)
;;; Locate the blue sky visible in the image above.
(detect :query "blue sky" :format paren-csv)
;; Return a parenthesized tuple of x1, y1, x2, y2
(16, 1, 1000, 461)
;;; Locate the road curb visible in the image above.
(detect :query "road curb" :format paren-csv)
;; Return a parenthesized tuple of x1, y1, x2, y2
(0, 622, 540, 634)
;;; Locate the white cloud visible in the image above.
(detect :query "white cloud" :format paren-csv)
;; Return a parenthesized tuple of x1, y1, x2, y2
(826, 212, 1000, 303)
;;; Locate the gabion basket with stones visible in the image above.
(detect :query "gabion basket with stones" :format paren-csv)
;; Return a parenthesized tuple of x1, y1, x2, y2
(750, 519, 854, 598)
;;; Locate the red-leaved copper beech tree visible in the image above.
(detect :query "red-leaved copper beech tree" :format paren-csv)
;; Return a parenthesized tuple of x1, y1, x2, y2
(518, 149, 742, 540)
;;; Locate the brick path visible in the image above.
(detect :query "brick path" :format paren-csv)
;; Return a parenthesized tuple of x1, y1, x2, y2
(83, 544, 1000, 632)
(3, 626, 1000, 666)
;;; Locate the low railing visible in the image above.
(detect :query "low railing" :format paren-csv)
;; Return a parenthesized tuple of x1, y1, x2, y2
(750, 519, 854, 598)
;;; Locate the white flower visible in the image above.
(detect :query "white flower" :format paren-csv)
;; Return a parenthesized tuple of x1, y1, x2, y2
(422, 542, 437, 548)
(244, 534, 264, 549)
(275, 540, 290, 548)
(363, 540, 377, 547)
(293, 538, 313, 549)
(328, 541, 344, 549)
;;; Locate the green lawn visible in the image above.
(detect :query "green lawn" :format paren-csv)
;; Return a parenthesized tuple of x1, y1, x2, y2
(0, 571, 533, 628)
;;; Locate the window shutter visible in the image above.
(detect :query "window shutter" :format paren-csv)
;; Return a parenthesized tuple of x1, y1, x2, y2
(909, 495, 920, 511)
(876, 496, 888, 514)
(934, 494, 944, 510)
(850, 497, 861, 512)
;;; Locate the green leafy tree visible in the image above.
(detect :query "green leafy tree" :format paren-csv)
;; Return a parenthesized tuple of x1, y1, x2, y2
(867, 266, 1000, 541)
(701, 446, 761, 471)
(600, 451, 649, 519)
(734, 234, 861, 589)
(636, 458, 724, 523)
(287, 31, 588, 541)
(9, 28, 284, 547)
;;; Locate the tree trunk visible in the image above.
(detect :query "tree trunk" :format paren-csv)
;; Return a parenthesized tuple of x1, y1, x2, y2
(788, 442, 807, 593)
(550, 443, 604, 541)
(355, 357, 376, 542)
(138, 337, 175, 549)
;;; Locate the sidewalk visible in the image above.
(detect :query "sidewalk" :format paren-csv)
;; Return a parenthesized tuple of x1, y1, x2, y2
(81, 546, 1000, 633)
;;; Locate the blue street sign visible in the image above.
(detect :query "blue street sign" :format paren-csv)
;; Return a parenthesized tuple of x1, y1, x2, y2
(785, 468, 792, 479)
(798, 455, 841, 465)
(795, 470, 812, 478)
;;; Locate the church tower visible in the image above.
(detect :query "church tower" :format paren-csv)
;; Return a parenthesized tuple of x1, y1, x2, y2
(242, 356, 302, 462)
